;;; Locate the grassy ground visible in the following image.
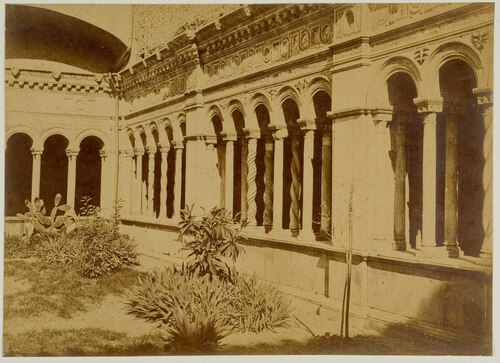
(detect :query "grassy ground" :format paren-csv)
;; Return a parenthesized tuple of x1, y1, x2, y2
(3, 257, 484, 356)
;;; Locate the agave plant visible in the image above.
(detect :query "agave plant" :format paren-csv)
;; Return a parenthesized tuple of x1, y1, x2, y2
(16, 193, 77, 237)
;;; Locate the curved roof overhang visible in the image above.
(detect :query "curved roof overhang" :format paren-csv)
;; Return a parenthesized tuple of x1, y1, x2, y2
(6, 4, 131, 73)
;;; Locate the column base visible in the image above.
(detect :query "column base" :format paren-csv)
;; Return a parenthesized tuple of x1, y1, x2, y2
(373, 239, 394, 253)
(416, 245, 451, 258)
(444, 244, 464, 258)
(298, 230, 316, 243)
(475, 251, 493, 266)
(393, 237, 406, 252)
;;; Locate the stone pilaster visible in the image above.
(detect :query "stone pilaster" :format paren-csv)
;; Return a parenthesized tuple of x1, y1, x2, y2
(66, 148, 79, 207)
(414, 97, 444, 256)
(474, 87, 493, 263)
(30, 147, 43, 201)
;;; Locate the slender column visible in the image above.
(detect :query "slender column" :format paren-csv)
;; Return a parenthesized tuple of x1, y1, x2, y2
(244, 129, 260, 226)
(240, 139, 248, 222)
(129, 153, 136, 215)
(298, 120, 316, 239)
(99, 150, 110, 211)
(134, 149, 144, 215)
(159, 145, 169, 219)
(414, 98, 443, 253)
(145, 146, 156, 217)
(393, 115, 407, 251)
(118, 150, 131, 213)
(289, 133, 302, 237)
(474, 88, 493, 262)
(222, 133, 236, 214)
(271, 128, 287, 232)
(66, 148, 79, 207)
(320, 126, 332, 237)
(444, 106, 460, 257)
(372, 107, 393, 250)
(263, 136, 274, 233)
(30, 147, 43, 201)
(172, 142, 184, 218)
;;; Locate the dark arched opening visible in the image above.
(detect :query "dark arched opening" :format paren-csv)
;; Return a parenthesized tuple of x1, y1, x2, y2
(282, 98, 301, 233)
(387, 72, 419, 249)
(75, 136, 103, 213)
(40, 134, 69, 211)
(5, 133, 33, 216)
(439, 59, 482, 256)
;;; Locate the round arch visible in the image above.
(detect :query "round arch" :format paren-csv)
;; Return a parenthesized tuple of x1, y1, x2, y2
(6, 126, 37, 148)
(423, 42, 483, 97)
(39, 127, 72, 149)
(74, 128, 109, 149)
(370, 56, 422, 106)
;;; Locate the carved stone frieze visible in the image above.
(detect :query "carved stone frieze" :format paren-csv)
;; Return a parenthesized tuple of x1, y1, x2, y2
(414, 47, 430, 65)
(471, 31, 490, 52)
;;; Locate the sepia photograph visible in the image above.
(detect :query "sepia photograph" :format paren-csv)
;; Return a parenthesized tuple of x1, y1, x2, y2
(3, 2, 494, 358)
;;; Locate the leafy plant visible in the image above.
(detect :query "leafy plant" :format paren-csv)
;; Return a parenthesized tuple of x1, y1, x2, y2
(71, 215, 138, 278)
(178, 205, 246, 282)
(4, 234, 43, 259)
(16, 194, 76, 237)
(233, 273, 292, 333)
(79, 196, 100, 217)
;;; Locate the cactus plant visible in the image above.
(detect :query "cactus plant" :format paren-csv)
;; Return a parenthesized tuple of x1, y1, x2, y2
(16, 193, 77, 237)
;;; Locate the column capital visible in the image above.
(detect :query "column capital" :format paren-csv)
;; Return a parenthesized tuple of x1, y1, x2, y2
(371, 105, 393, 125)
(30, 147, 43, 156)
(243, 128, 261, 139)
(133, 148, 145, 156)
(171, 140, 184, 150)
(65, 148, 79, 158)
(413, 97, 443, 113)
(221, 131, 238, 142)
(473, 87, 493, 106)
(158, 144, 170, 154)
(145, 145, 157, 154)
(297, 119, 316, 131)
(269, 125, 288, 141)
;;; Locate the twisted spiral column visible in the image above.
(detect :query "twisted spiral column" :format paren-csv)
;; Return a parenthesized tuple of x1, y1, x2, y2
(159, 146, 169, 219)
(146, 147, 156, 217)
(172, 142, 184, 218)
(134, 149, 144, 215)
(246, 138, 258, 226)
(474, 88, 493, 261)
(289, 135, 302, 237)
(263, 137, 274, 232)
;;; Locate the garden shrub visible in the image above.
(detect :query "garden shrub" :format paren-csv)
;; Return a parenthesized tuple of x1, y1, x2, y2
(233, 273, 292, 333)
(71, 215, 138, 278)
(125, 266, 236, 352)
(4, 234, 42, 259)
(178, 205, 246, 283)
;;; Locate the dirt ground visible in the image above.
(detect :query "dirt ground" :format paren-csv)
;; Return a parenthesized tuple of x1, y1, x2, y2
(3, 255, 483, 356)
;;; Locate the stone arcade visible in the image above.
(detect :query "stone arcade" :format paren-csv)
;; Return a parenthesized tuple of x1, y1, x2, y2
(4, 3, 493, 350)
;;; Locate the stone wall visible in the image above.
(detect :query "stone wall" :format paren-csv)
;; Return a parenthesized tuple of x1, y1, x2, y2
(132, 4, 240, 60)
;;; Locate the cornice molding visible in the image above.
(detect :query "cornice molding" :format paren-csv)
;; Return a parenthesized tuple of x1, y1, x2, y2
(5, 68, 110, 94)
